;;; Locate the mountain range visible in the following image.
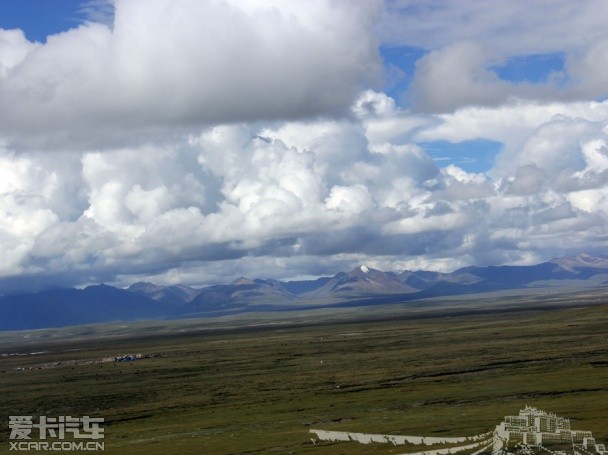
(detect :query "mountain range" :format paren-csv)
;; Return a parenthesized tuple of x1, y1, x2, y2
(1, 253, 607, 330)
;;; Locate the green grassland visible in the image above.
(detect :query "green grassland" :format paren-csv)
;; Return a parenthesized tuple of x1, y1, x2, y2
(0, 297, 607, 454)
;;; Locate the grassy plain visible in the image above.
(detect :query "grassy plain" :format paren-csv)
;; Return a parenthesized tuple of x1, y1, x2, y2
(0, 295, 607, 454)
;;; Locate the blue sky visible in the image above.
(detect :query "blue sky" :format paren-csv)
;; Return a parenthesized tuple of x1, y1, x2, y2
(0, 0, 607, 289)
(491, 53, 566, 84)
(380, 45, 426, 104)
(418, 140, 502, 174)
(0, 0, 89, 42)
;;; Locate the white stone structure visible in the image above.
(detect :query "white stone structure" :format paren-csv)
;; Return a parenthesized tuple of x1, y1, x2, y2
(310, 406, 605, 455)
(492, 406, 602, 454)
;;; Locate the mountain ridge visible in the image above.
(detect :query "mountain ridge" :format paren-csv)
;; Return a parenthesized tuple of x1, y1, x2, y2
(1, 253, 606, 330)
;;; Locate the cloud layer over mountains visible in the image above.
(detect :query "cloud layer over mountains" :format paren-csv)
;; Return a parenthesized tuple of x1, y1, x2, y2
(0, 0, 607, 291)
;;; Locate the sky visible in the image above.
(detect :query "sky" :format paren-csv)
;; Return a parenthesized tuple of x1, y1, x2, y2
(0, 0, 607, 292)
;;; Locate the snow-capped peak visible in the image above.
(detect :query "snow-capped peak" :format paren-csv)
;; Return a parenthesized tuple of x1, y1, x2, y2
(360, 265, 369, 273)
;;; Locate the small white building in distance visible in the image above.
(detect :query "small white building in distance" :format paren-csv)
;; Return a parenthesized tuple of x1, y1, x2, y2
(493, 406, 603, 453)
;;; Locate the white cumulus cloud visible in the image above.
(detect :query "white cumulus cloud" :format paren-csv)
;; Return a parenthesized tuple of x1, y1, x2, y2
(0, 0, 382, 150)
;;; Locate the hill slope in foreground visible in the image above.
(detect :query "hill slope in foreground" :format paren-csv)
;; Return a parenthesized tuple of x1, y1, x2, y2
(0, 253, 607, 330)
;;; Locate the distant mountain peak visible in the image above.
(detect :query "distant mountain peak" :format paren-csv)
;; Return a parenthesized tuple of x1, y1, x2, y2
(230, 277, 255, 286)
(550, 253, 608, 272)
(128, 281, 163, 292)
(349, 265, 377, 277)
(85, 283, 114, 290)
